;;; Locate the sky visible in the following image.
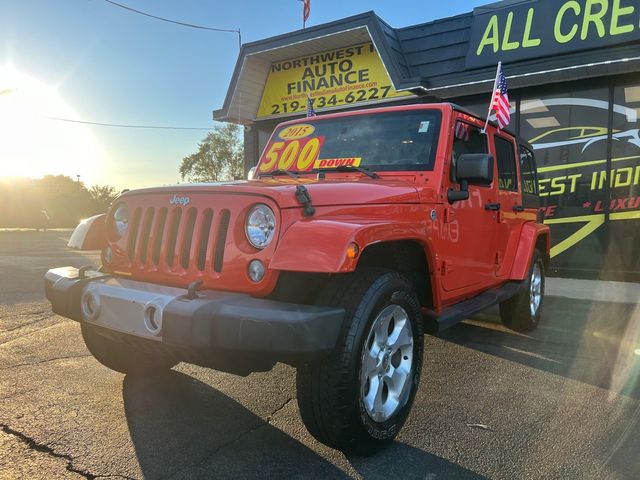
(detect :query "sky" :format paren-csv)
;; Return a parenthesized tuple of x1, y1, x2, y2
(0, 0, 490, 190)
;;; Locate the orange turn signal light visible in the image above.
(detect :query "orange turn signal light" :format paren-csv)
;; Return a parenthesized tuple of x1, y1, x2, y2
(346, 242, 360, 259)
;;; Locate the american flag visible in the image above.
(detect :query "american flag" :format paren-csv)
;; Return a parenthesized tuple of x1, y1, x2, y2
(492, 65, 510, 129)
(454, 122, 472, 142)
(306, 94, 316, 117)
(303, 0, 310, 23)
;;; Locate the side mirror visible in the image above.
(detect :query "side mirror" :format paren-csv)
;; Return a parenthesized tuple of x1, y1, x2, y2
(457, 154, 494, 185)
(247, 166, 257, 180)
(447, 154, 494, 204)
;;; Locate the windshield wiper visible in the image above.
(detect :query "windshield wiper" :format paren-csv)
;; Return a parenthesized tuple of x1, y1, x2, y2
(325, 165, 380, 179)
(260, 169, 300, 180)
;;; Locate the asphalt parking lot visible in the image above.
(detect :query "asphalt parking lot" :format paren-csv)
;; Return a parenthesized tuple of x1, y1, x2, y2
(1, 231, 639, 479)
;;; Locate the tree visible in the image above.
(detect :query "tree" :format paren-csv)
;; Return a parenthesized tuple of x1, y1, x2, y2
(35, 175, 95, 227)
(179, 123, 243, 183)
(0, 176, 120, 228)
(89, 185, 119, 212)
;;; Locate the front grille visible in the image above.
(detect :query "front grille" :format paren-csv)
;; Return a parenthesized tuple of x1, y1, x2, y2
(127, 206, 230, 273)
(214, 210, 230, 273)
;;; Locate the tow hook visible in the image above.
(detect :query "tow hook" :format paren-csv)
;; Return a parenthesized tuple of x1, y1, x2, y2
(295, 185, 315, 217)
(187, 280, 203, 300)
(78, 266, 93, 279)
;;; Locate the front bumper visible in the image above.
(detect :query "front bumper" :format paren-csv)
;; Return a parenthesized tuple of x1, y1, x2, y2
(45, 267, 344, 370)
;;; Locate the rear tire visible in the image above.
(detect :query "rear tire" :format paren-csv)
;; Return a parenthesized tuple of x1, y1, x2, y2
(296, 268, 424, 455)
(81, 324, 176, 375)
(500, 249, 545, 332)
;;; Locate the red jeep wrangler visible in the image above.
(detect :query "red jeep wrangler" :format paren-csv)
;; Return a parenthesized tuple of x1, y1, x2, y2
(45, 103, 549, 455)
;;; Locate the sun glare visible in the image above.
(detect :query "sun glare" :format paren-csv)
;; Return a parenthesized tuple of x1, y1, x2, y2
(0, 66, 102, 183)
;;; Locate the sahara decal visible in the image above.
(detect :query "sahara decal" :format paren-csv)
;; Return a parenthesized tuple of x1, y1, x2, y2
(499, 178, 515, 190)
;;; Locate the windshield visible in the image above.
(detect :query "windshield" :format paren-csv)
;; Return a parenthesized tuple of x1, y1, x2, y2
(257, 110, 442, 175)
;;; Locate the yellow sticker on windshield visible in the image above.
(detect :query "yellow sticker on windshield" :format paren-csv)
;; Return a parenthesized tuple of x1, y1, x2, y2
(278, 124, 316, 140)
(314, 158, 362, 169)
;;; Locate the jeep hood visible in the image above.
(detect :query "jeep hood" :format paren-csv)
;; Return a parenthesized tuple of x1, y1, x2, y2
(123, 178, 421, 209)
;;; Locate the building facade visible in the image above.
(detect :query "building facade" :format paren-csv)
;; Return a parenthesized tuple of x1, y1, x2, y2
(214, 0, 640, 280)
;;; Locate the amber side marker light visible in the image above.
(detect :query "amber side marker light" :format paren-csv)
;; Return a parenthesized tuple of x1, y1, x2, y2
(347, 243, 360, 260)
(102, 246, 113, 265)
(112, 270, 133, 277)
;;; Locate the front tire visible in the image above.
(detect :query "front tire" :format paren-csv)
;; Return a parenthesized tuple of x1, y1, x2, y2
(500, 249, 545, 332)
(296, 268, 424, 455)
(81, 324, 176, 375)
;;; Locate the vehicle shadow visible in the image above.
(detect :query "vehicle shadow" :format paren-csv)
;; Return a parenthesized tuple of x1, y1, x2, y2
(438, 297, 640, 399)
(348, 443, 488, 479)
(123, 371, 485, 479)
(122, 371, 348, 479)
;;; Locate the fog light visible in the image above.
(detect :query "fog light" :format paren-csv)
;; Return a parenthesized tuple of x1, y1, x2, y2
(81, 290, 101, 321)
(248, 260, 266, 283)
(143, 302, 163, 336)
(102, 246, 113, 265)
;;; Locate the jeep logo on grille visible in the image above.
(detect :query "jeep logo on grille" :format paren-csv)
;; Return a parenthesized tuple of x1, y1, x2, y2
(170, 195, 191, 206)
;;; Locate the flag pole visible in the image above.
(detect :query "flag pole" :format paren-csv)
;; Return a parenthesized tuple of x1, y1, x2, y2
(483, 61, 501, 134)
(299, 0, 306, 29)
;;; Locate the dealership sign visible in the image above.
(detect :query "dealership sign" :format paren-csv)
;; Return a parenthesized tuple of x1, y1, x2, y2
(257, 42, 410, 119)
(467, 0, 640, 68)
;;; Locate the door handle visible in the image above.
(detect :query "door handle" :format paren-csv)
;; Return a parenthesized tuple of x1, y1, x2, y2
(485, 203, 501, 211)
(513, 205, 525, 212)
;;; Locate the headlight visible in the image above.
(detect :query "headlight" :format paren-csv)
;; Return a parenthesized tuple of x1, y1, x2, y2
(111, 203, 129, 239)
(245, 204, 276, 249)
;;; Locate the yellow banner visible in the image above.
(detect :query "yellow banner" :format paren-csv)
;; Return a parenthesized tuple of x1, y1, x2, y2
(257, 42, 411, 118)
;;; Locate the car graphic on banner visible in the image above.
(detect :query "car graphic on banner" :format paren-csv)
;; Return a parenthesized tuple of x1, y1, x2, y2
(529, 127, 640, 153)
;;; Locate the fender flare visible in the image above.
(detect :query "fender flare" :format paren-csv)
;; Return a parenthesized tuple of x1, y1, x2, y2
(68, 214, 108, 250)
(510, 222, 551, 280)
(270, 219, 432, 274)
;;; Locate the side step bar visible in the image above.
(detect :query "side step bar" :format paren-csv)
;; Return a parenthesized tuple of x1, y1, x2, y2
(423, 281, 525, 334)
